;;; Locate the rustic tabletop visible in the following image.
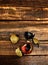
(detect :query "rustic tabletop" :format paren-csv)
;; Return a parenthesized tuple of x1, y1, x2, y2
(0, 0, 48, 65)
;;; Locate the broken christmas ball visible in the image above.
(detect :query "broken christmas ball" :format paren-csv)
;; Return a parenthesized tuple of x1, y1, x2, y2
(24, 32, 35, 40)
(10, 34, 19, 44)
(21, 41, 33, 54)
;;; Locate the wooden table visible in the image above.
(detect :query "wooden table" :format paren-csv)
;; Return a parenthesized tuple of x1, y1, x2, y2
(0, 0, 48, 65)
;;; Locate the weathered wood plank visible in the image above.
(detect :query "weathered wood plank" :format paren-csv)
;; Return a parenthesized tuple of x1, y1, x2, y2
(0, 0, 48, 64)
(0, 21, 48, 25)
(0, 21, 48, 55)
(0, 21, 48, 41)
(0, 41, 48, 55)
(0, 56, 48, 65)
(0, 7, 48, 20)
(0, 0, 48, 7)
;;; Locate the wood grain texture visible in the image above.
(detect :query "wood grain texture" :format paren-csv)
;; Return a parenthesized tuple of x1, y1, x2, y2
(0, 56, 48, 65)
(0, 21, 48, 55)
(0, 0, 48, 7)
(0, 41, 48, 55)
(0, 21, 48, 41)
(0, 0, 48, 65)
(0, 6, 48, 20)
